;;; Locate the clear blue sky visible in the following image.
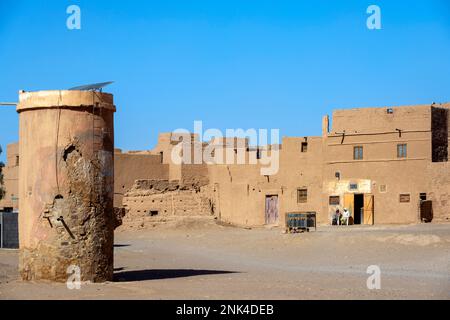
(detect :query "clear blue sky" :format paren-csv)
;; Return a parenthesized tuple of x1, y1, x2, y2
(1, 0, 449, 161)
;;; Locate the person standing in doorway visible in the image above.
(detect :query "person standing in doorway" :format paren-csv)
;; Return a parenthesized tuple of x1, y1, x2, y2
(343, 208, 351, 226)
(335, 209, 341, 225)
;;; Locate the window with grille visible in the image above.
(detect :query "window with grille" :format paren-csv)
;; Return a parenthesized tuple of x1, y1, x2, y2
(329, 196, 340, 205)
(349, 183, 358, 191)
(397, 144, 407, 158)
(297, 188, 308, 203)
(353, 146, 363, 160)
(399, 194, 410, 203)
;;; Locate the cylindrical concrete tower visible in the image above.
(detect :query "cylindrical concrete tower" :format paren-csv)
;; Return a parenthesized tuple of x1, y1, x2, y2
(17, 90, 115, 282)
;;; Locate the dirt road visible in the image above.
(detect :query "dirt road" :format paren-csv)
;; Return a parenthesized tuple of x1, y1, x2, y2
(1, 220, 449, 299)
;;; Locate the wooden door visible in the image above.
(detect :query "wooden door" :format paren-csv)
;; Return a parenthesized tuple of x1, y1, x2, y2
(344, 194, 354, 220)
(364, 194, 374, 225)
(265, 195, 279, 225)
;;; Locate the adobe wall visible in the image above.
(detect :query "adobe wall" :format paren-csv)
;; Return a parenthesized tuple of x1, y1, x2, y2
(208, 162, 282, 227)
(4, 102, 449, 230)
(121, 179, 215, 228)
(114, 151, 169, 207)
(427, 162, 450, 222)
(324, 105, 434, 224)
(324, 160, 430, 224)
(150, 132, 200, 164)
(0, 143, 19, 210)
(426, 104, 450, 222)
(129, 103, 448, 228)
(181, 164, 210, 186)
(114, 133, 210, 219)
(278, 136, 325, 224)
(331, 105, 432, 133)
(209, 136, 325, 228)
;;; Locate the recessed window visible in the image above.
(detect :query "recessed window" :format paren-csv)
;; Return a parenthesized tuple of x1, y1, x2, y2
(297, 188, 308, 203)
(419, 193, 427, 201)
(349, 183, 358, 191)
(256, 149, 261, 160)
(397, 144, 407, 158)
(15, 156, 19, 166)
(329, 196, 340, 205)
(301, 142, 308, 153)
(353, 146, 363, 160)
(149, 210, 159, 216)
(379, 184, 387, 193)
(399, 194, 410, 203)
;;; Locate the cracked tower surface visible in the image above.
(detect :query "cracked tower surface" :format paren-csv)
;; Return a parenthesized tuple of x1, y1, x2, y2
(17, 90, 116, 282)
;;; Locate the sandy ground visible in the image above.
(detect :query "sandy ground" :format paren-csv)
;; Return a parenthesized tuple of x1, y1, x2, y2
(0, 219, 449, 300)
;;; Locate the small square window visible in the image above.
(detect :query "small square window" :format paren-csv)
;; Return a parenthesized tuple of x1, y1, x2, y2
(397, 144, 407, 158)
(354, 146, 363, 160)
(349, 183, 358, 191)
(301, 142, 308, 153)
(399, 194, 410, 203)
(297, 188, 308, 203)
(329, 196, 340, 205)
(379, 184, 387, 193)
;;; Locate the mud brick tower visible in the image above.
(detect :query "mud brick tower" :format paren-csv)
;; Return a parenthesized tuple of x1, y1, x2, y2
(17, 90, 115, 282)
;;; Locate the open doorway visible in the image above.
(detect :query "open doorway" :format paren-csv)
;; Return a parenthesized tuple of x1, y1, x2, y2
(354, 194, 364, 225)
(420, 200, 433, 223)
(343, 193, 374, 225)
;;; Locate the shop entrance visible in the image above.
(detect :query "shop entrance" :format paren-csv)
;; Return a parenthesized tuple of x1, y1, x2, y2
(344, 193, 374, 225)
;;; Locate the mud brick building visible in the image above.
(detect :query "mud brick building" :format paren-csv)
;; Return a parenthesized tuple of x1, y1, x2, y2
(2, 102, 449, 229)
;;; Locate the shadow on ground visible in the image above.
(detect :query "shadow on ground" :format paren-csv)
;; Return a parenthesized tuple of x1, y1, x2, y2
(113, 269, 238, 282)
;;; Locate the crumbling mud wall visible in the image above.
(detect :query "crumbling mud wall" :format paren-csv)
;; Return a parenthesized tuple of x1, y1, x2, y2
(17, 90, 116, 282)
(427, 106, 449, 222)
(431, 107, 449, 162)
(427, 162, 450, 222)
(121, 179, 216, 228)
(114, 151, 170, 207)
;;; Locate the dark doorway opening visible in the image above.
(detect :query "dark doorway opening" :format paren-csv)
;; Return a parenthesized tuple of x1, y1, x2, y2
(420, 200, 433, 223)
(354, 194, 364, 225)
(150, 210, 159, 216)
